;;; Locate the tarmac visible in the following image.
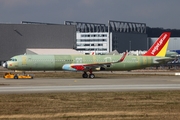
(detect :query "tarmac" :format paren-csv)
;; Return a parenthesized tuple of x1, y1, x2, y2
(1, 66, 180, 93)
(0, 75, 180, 93)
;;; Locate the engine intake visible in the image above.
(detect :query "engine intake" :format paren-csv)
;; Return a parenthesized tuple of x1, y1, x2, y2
(62, 64, 77, 71)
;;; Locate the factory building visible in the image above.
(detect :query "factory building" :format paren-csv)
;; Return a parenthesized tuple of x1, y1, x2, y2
(0, 21, 76, 61)
(0, 20, 147, 63)
(65, 21, 147, 54)
(76, 32, 109, 55)
(149, 37, 180, 51)
(65, 21, 109, 55)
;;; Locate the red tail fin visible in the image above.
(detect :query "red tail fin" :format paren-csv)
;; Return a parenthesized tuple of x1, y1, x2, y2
(143, 32, 171, 57)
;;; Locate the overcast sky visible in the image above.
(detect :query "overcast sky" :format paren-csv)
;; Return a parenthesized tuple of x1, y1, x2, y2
(0, 0, 180, 29)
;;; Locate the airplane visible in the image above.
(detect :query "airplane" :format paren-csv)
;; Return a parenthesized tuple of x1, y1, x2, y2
(3, 32, 172, 79)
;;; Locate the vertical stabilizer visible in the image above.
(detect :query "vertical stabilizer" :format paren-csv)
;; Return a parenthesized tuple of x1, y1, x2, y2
(143, 32, 171, 57)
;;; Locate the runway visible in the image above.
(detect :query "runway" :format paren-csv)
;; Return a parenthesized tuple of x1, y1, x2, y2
(1, 84, 180, 93)
(0, 75, 180, 93)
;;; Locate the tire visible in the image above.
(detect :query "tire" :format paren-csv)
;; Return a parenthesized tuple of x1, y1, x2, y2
(82, 73, 88, 78)
(14, 75, 18, 79)
(89, 74, 95, 79)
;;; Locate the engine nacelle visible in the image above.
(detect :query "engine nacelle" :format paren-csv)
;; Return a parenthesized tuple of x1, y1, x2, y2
(62, 64, 77, 71)
(71, 65, 84, 71)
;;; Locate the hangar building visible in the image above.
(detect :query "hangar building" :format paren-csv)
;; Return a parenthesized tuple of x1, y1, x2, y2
(0, 21, 76, 61)
(0, 20, 147, 62)
(65, 20, 147, 55)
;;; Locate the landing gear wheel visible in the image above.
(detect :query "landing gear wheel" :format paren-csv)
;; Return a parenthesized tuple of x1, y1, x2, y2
(14, 75, 18, 79)
(89, 74, 95, 79)
(82, 73, 88, 78)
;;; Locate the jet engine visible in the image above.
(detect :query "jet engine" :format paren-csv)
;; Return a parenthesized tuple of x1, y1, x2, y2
(62, 64, 85, 71)
(62, 64, 77, 71)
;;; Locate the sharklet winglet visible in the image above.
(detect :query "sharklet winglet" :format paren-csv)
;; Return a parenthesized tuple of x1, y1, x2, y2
(117, 52, 127, 62)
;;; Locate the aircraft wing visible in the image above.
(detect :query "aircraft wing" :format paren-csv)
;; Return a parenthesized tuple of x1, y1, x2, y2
(70, 52, 127, 71)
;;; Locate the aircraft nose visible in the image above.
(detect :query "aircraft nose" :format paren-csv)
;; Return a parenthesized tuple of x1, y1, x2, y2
(2, 62, 7, 68)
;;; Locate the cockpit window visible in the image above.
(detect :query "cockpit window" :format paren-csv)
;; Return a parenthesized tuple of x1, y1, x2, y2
(10, 58, 17, 61)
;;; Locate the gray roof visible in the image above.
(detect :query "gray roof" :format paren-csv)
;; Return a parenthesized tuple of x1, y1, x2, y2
(26, 49, 82, 55)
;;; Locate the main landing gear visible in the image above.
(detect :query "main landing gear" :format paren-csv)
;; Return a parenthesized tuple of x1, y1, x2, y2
(82, 70, 95, 79)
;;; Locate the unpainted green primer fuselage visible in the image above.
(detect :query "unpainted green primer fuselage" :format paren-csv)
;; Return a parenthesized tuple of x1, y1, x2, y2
(7, 54, 163, 71)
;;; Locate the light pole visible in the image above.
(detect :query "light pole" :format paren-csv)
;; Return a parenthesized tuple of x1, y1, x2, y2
(129, 41, 131, 51)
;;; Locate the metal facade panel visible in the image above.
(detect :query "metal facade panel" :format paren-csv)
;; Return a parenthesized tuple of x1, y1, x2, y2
(112, 32, 147, 53)
(150, 37, 180, 50)
(0, 24, 76, 61)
